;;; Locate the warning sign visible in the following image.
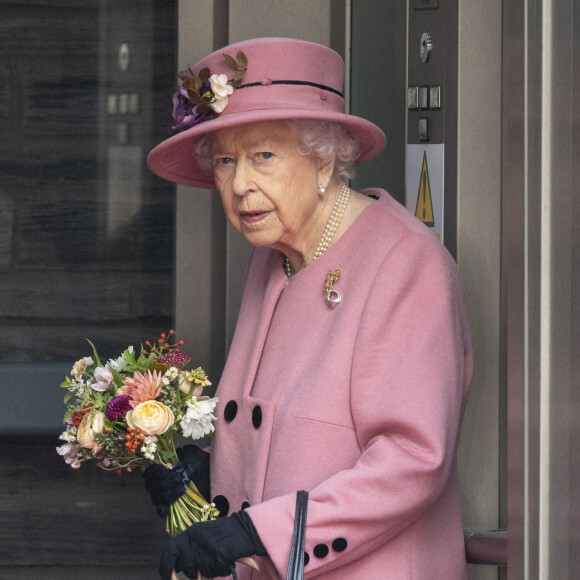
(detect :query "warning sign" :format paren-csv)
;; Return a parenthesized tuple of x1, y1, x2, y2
(406, 144, 444, 241)
(414, 151, 434, 226)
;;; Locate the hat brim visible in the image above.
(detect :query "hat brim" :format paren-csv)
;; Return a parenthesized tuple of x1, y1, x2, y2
(147, 108, 386, 189)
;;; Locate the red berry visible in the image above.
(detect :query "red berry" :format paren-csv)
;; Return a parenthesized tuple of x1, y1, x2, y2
(145, 340, 151, 346)
(178, 340, 184, 346)
(169, 330, 175, 335)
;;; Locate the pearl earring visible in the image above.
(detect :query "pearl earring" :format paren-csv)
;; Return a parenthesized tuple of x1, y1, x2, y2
(319, 185, 326, 194)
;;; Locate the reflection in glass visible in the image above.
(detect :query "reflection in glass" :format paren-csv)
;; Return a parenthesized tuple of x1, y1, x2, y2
(0, 0, 177, 367)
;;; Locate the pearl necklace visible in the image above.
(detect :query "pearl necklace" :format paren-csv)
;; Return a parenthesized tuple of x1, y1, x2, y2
(283, 182, 350, 277)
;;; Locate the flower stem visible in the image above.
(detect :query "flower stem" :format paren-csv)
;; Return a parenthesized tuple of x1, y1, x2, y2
(166, 482, 219, 535)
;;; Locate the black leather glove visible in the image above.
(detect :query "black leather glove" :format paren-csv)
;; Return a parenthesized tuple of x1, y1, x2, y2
(144, 445, 211, 516)
(159, 510, 267, 580)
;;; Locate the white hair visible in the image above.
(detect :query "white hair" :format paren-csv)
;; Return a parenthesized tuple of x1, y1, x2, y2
(193, 119, 359, 181)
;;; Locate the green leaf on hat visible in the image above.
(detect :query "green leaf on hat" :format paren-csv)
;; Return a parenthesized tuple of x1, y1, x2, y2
(183, 76, 202, 93)
(198, 67, 211, 83)
(223, 50, 248, 88)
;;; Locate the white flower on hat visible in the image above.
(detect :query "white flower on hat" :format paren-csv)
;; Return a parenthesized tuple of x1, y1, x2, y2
(209, 74, 234, 113)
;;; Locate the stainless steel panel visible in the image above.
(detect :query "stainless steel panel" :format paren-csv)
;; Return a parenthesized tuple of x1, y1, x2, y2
(504, 0, 580, 577)
(455, 4, 503, 580)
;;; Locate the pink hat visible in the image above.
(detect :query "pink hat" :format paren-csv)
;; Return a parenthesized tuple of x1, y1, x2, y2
(147, 37, 386, 189)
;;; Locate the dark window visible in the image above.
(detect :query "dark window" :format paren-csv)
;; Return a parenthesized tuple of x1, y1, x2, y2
(0, 0, 177, 432)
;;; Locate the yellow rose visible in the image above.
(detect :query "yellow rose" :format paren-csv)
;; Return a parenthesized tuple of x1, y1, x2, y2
(77, 413, 101, 452)
(126, 400, 174, 435)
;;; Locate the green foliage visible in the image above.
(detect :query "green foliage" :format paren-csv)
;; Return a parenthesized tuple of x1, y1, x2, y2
(158, 447, 176, 463)
(122, 346, 156, 374)
(111, 368, 124, 389)
(63, 407, 75, 424)
(86, 339, 102, 368)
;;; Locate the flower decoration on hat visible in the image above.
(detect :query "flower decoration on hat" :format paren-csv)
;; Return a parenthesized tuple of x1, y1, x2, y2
(221, 50, 248, 88)
(171, 50, 248, 135)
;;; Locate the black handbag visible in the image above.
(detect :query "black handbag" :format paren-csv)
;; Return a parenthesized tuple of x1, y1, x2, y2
(286, 490, 309, 580)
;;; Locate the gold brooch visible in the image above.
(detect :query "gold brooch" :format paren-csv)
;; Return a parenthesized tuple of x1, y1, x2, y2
(323, 266, 342, 309)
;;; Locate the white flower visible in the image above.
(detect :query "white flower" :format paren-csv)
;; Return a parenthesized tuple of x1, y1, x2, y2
(71, 357, 93, 381)
(209, 74, 233, 113)
(162, 366, 179, 387)
(59, 430, 76, 442)
(77, 414, 101, 451)
(91, 411, 110, 434)
(210, 74, 234, 98)
(141, 435, 158, 460)
(92, 366, 114, 392)
(68, 379, 86, 395)
(108, 348, 132, 372)
(180, 396, 219, 440)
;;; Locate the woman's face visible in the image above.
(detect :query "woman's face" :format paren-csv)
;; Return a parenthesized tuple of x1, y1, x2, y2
(209, 121, 332, 257)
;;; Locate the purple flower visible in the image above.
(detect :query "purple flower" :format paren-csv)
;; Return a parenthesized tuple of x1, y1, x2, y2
(106, 395, 132, 421)
(177, 66, 195, 81)
(157, 351, 191, 367)
(172, 87, 194, 122)
(56, 443, 79, 467)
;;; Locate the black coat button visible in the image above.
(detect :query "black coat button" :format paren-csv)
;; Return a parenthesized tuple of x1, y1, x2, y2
(241, 501, 250, 510)
(332, 537, 348, 552)
(304, 552, 310, 566)
(313, 544, 329, 558)
(224, 400, 238, 422)
(212, 495, 230, 517)
(252, 405, 262, 429)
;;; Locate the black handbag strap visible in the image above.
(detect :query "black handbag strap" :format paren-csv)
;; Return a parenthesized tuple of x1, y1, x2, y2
(286, 490, 309, 580)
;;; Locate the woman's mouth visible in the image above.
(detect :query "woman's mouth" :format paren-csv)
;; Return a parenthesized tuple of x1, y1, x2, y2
(240, 210, 271, 224)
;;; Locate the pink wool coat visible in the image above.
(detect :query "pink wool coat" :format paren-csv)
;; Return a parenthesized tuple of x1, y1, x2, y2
(210, 189, 473, 579)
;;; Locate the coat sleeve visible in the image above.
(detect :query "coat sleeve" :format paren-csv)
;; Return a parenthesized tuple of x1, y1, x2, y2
(246, 232, 473, 577)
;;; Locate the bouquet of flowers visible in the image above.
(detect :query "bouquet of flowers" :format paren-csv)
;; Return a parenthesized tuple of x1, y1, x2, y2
(57, 330, 220, 534)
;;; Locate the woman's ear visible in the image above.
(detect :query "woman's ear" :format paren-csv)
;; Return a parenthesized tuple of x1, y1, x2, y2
(317, 156, 336, 191)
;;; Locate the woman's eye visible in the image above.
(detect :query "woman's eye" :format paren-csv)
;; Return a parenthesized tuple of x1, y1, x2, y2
(214, 157, 234, 168)
(257, 152, 274, 161)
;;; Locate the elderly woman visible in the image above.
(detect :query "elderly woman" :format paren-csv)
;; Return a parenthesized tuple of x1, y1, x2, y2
(145, 38, 472, 580)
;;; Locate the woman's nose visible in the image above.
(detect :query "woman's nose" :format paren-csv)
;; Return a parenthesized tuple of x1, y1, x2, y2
(232, 159, 255, 196)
